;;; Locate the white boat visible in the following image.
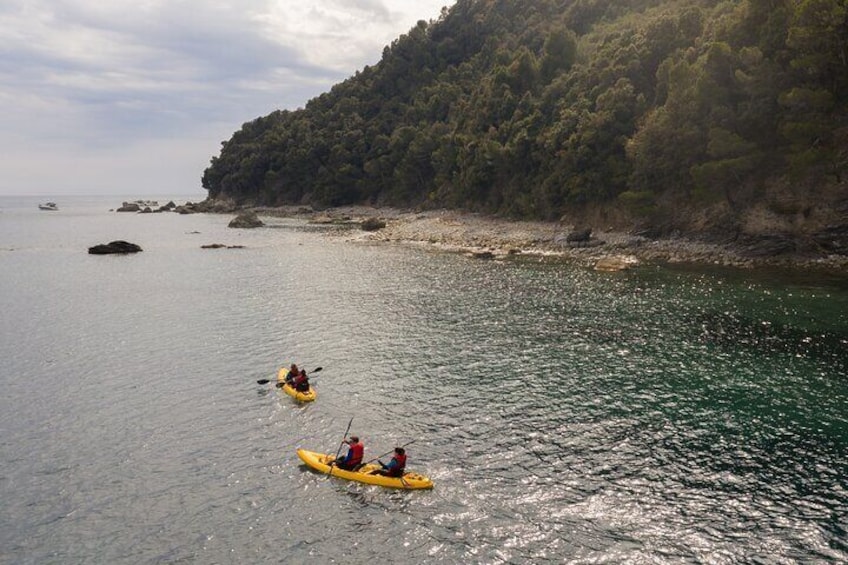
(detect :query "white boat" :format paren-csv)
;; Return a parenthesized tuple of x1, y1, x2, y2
(38, 202, 58, 211)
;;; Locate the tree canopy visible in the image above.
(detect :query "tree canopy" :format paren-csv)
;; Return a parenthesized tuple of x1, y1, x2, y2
(202, 0, 848, 228)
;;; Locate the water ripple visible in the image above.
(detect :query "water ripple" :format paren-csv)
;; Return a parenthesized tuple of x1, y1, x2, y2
(1, 201, 847, 563)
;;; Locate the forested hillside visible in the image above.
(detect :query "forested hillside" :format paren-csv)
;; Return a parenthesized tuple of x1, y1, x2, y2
(202, 0, 848, 239)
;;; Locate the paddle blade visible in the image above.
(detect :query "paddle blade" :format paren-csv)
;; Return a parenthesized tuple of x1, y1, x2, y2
(312, 367, 323, 373)
(257, 379, 270, 385)
(275, 381, 285, 388)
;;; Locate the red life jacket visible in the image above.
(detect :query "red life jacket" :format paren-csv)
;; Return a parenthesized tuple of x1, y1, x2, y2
(388, 453, 407, 476)
(348, 442, 364, 465)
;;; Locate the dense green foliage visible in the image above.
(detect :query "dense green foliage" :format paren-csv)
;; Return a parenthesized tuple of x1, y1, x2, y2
(202, 0, 848, 223)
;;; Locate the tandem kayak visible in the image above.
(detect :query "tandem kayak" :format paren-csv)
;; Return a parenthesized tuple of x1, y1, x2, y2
(296, 448, 434, 489)
(277, 367, 316, 402)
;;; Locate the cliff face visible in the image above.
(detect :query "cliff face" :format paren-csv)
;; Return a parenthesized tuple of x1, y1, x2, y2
(202, 0, 848, 254)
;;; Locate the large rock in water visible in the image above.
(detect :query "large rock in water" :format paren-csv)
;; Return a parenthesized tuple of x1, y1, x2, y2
(228, 211, 264, 228)
(88, 240, 143, 254)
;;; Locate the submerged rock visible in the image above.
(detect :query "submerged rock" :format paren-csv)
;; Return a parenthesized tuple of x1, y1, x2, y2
(88, 240, 143, 254)
(594, 255, 639, 271)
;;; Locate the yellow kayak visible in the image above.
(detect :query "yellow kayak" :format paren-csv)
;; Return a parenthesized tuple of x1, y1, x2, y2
(277, 367, 316, 402)
(296, 449, 434, 489)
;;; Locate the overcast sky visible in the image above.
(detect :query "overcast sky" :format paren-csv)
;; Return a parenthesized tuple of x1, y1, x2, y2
(0, 0, 452, 197)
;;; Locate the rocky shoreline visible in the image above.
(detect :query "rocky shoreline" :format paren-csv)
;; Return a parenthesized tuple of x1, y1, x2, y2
(254, 205, 848, 273)
(166, 199, 848, 273)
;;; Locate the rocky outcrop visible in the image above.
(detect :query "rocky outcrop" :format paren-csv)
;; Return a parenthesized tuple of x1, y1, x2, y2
(116, 200, 161, 212)
(312, 214, 355, 225)
(228, 212, 264, 228)
(566, 227, 592, 242)
(361, 218, 387, 231)
(738, 233, 797, 257)
(813, 224, 848, 255)
(553, 227, 606, 248)
(192, 198, 240, 214)
(88, 241, 143, 254)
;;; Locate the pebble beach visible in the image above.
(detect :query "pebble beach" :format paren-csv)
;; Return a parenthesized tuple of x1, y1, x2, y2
(298, 206, 848, 273)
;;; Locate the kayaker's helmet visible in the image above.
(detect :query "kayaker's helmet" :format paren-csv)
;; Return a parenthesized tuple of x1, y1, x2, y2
(350, 436, 359, 443)
(396, 447, 405, 455)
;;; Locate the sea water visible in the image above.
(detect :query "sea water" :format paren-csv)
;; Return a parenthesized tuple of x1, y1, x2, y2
(1, 195, 846, 563)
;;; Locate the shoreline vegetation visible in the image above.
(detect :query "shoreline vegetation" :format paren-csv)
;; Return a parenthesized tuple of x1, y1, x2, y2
(186, 200, 848, 274)
(195, 0, 848, 278)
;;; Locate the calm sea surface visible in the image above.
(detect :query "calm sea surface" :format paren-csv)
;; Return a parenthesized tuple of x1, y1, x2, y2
(1, 195, 847, 564)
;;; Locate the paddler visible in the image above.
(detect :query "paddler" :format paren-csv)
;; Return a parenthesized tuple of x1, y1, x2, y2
(293, 369, 310, 392)
(285, 363, 299, 386)
(335, 435, 364, 470)
(374, 447, 407, 477)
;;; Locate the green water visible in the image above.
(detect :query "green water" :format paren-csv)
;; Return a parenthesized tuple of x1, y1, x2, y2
(1, 196, 846, 563)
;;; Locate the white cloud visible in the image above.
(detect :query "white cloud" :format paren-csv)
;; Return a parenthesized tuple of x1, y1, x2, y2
(256, 0, 398, 71)
(0, 0, 453, 195)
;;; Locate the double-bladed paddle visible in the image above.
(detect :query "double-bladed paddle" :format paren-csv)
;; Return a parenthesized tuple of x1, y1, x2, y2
(275, 366, 323, 389)
(360, 440, 417, 467)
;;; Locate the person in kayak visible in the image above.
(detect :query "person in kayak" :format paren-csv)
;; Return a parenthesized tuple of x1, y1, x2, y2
(293, 369, 310, 392)
(374, 447, 407, 477)
(335, 436, 364, 470)
(285, 364, 299, 386)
